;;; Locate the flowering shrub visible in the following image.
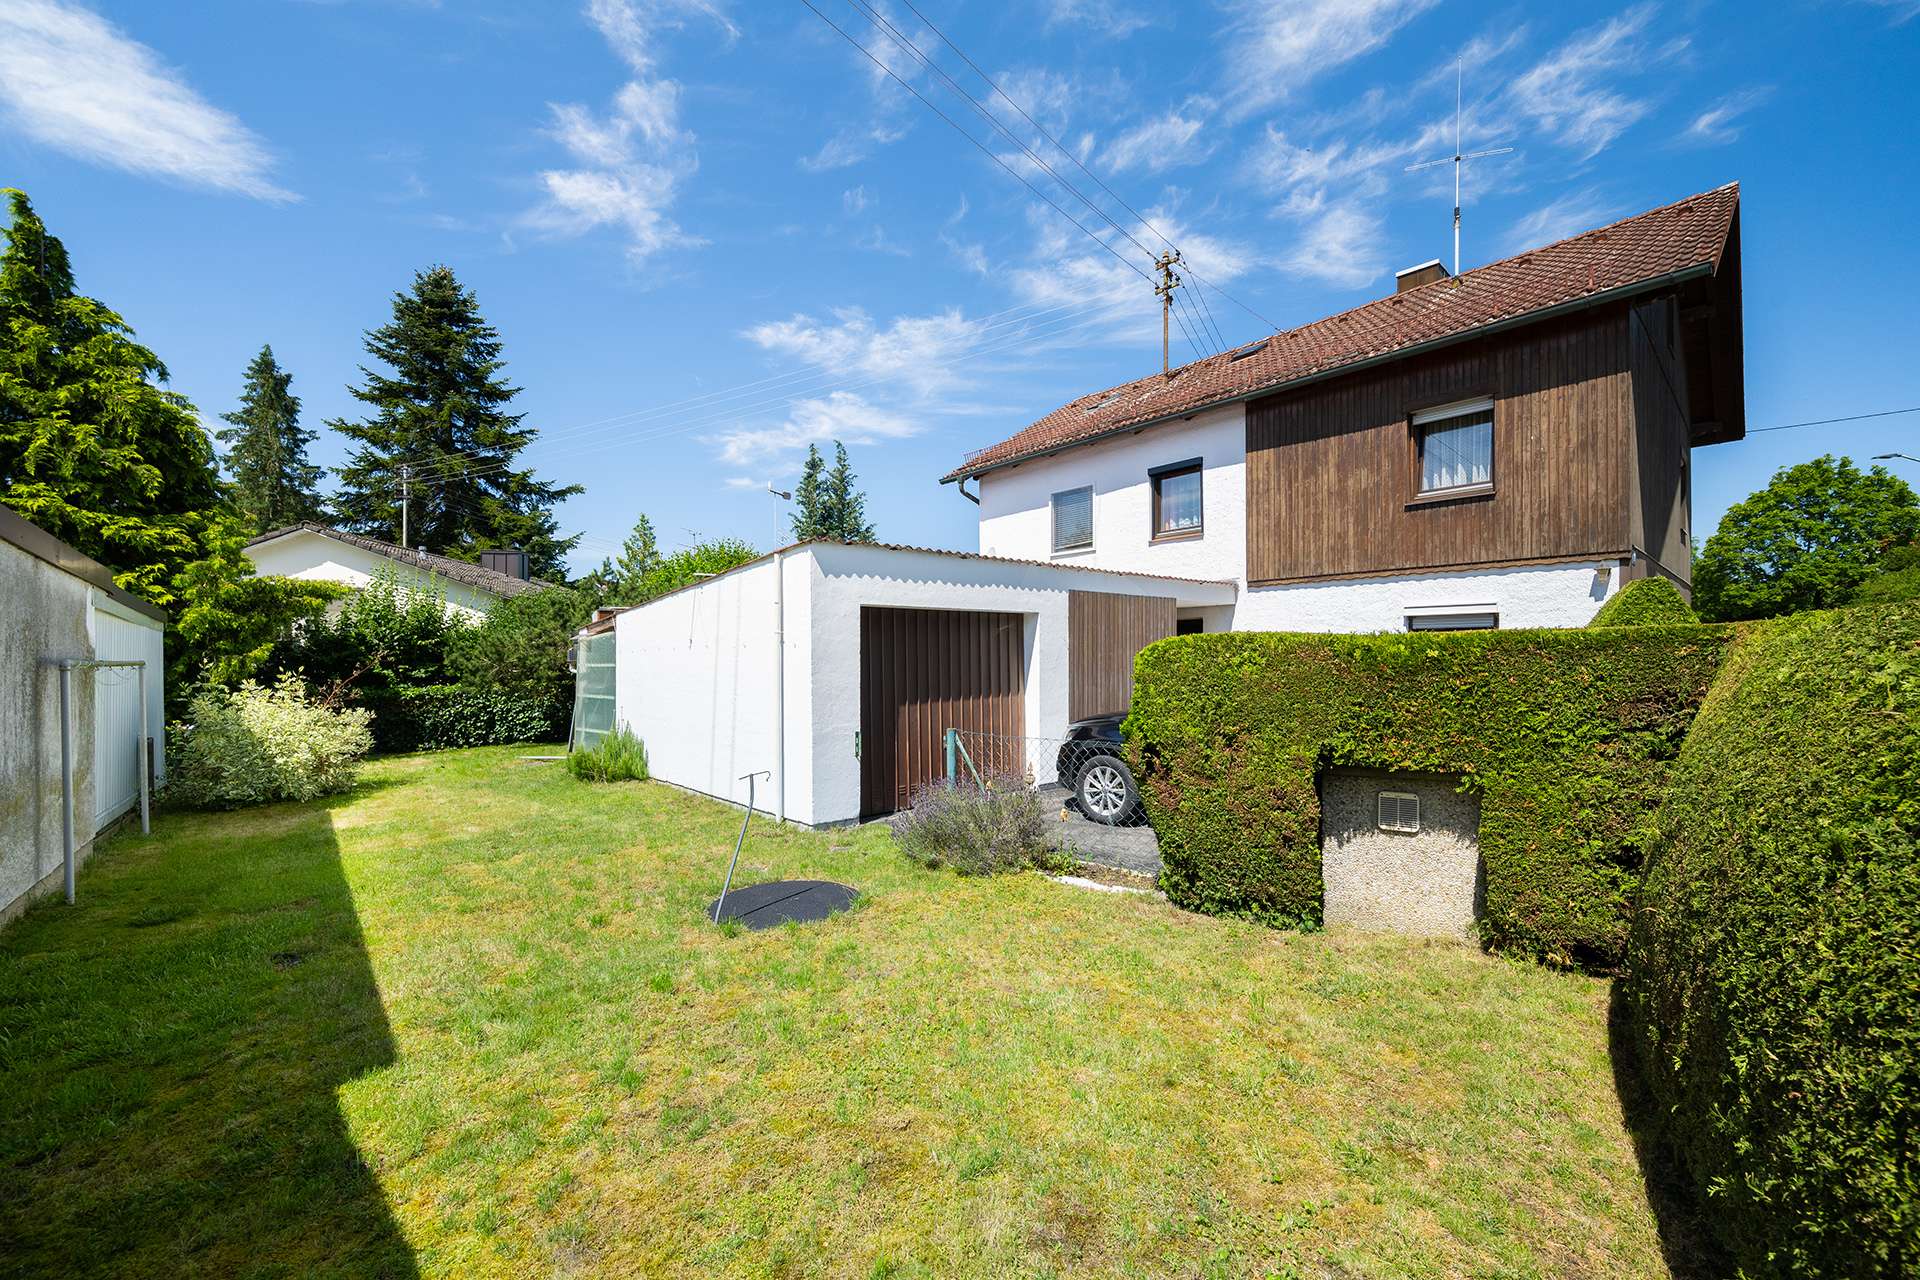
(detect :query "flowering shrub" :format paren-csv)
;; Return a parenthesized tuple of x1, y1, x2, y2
(168, 675, 373, 809)
(891, 776, 1065, 876)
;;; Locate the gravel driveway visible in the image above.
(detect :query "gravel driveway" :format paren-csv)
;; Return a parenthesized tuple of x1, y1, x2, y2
(1037, 784, 1163, 878)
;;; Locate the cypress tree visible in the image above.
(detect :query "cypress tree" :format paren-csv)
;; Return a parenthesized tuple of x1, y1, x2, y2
(789, 443, 828, 541)
(218, 343, 325, 532)
(821, 441, 876, 543)
(329, 266, 581, 577)
(0, 188, 218, 603)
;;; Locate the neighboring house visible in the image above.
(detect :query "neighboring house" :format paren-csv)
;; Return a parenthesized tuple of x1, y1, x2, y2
(1, 504, 166, 924)
(244, 522, 546, 620)
(947, 183, 1746, 633)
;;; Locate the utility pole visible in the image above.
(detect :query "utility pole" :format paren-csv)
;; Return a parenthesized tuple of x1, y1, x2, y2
(399, 462, 410, 548)
(1154, 249, 1183, 376)
(1405, 58, 1513, 274)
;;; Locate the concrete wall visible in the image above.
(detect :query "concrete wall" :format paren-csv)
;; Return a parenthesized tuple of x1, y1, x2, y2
(1, 539, 96, 924)
(971, 405, 1622, 631)
(245, 529, 500, 620)
(1319, 769, 1483, 940)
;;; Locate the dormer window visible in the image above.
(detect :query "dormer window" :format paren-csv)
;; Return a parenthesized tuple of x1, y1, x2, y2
(1412, 397, 1494, 496)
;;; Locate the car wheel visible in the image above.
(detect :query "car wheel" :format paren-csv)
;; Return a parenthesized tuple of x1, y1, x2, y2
(1075, 754, 1138, 825)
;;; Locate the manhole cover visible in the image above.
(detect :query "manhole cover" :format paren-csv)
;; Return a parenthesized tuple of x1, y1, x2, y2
(708, 880, 858, 930)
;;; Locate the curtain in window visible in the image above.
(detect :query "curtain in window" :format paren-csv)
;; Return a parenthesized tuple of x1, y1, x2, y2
(1420, 413, 1493, 492)
(1158, 470, 1202, 532)
(1052, 488, 1093, 550)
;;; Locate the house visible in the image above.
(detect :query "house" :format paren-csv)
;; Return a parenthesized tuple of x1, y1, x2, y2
(1, 504, 166, 923)
(947, 183, 1745, 632)
(584, 184, 1747, 825)
(244, 522, 546, 620)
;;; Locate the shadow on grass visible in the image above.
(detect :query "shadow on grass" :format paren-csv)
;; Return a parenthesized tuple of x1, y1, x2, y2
(0, 790, 416, 1278)
(1607, 983, 1729, 1280)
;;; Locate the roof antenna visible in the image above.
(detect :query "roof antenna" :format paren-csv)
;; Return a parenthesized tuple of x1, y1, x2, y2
(1405, 57, 1513, 275)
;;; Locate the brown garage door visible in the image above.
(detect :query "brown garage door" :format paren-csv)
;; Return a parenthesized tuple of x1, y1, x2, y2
(1068, 591, 1176, 721)
(860, 606, 1025, 817)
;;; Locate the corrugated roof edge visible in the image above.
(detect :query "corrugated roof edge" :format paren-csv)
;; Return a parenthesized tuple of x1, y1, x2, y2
(0, 503, 168, 624)
(574, 538, 1236, 634)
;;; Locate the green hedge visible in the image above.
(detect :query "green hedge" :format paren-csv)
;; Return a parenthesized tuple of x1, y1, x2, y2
(1625, 601, 1920, 1276)
(1588, 575, 1698, 626)
(1126, 627, 1731, 966)
(363, 685, 568, 754)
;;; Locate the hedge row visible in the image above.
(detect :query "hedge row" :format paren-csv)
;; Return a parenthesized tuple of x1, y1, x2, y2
(1587, 575, 1698, 626)
(362, 685, 569, 754)
(1126, 626, 1731, 966)
(1625, 600, 1920, 1276)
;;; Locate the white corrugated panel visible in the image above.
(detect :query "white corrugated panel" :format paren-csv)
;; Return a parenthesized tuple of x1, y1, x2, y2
(90, 594, 164, 826)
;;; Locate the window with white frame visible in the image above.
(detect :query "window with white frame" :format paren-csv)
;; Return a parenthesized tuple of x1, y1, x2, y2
(1051, 485, 1094, 553)
(1413, 397, 1494, 495)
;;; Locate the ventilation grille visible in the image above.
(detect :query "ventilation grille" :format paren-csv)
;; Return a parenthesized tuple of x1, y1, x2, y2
(1377, 791, 1420, 833)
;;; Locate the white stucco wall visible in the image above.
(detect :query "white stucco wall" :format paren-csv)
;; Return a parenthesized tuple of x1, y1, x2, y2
(970, 406, 1621, 632)
(245, 530, 501, 620)
(89, 592, 166, 827)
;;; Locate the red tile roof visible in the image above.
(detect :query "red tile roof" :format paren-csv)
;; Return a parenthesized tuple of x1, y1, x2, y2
(944, 183, 1740, 482)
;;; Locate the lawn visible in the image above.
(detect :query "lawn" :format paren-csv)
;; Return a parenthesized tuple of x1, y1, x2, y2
(0, 747, 1694, 1278)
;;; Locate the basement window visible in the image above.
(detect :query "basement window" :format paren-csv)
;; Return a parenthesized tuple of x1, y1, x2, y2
(1413, 397, 1494, 495)
(1052, 486, 1094, 553)
(1378, 791, 1421, 834)
(1406, 612, 1499, 632)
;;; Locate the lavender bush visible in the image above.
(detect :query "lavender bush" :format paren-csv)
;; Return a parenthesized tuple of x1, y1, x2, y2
(891, 775, 1067, 876)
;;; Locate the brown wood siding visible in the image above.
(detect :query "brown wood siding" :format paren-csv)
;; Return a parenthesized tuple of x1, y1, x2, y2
(1068, 591, 1175, 721)
(1244, 306, 1637, 585)
(1626, 295, 1695, 590)
(859, 606, 1025, 817)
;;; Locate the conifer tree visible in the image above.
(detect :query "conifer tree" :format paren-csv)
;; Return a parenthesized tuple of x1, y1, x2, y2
(0, 188, 219, 602)
(329, 266, 581, 577)
(821, 441, 876, 543)
(789, 443, 829, 541)
(218, 343, 325, 532)
(585, 513, 664, 605)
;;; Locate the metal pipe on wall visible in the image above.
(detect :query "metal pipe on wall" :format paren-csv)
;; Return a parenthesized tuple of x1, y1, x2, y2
(57, 660, 74, 905)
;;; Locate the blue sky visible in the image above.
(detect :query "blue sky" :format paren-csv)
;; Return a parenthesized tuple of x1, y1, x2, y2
(2, 0, 1916, 572)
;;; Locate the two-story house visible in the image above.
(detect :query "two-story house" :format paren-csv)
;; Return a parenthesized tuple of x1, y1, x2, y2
(946, 182, 1745, 633)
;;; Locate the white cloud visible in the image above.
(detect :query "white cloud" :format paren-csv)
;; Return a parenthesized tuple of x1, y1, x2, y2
(1274, 196, 1385, 288)
(1507, 4, 1660, 159)
(1224, 0, 1441, 119)
(841, 184, 871, 214)
(1100, 107, 1213, 174)
(1855, 0, 1920, 22)
(1503, 187, 1616, 253)
(1043, 0, 1150, 38)
(744, 306, 987, 398)
(713, 391, 919, 465)
(525, 0, 730, 262)
(800, 122, 909, 172)
(0, 0, 292, 199)
(1682, 87, 1771, 147)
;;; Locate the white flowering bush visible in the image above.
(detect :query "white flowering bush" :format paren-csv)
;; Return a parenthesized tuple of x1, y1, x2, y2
(168, 675, 374, 809)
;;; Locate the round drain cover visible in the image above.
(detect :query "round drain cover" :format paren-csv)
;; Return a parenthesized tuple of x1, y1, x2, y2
(709, 880, 858, 929)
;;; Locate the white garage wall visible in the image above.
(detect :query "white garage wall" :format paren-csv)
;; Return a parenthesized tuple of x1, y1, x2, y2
(88, 592, 165, 827)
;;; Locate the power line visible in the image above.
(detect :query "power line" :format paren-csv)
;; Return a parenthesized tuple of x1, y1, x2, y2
(893, 0, 1275, 339)
(1749, 406, 1920, 433)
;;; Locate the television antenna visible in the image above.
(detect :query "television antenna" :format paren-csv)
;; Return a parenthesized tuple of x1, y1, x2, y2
(1406, 57, 1513, 275)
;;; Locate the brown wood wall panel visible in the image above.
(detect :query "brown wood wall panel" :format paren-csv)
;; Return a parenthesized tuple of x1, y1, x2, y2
(1068, 591, 1175, 721)
(1626, 296, 1695, 588)
(859, 606, 1025, 817)
(1245, 306, 1639, 584)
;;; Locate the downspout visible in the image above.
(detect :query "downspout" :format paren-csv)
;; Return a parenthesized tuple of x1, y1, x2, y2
(956, 476, 981, 504)
(773, 548, 786, 824)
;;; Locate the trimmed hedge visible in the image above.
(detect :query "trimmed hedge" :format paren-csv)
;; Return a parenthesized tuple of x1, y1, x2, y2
(1588, 575, 1698, 626)
(1127, 626, 1730, 966)
(1625, 601, 1920, 1276)
(364, 685, 568, 754)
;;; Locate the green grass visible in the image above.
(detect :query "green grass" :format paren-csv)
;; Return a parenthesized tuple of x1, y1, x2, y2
(0, 748, 1685, 1278)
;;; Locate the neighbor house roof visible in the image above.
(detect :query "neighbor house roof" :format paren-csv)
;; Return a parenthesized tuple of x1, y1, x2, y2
(945, 182, 1742, 482)
(245, 522, 550, 598)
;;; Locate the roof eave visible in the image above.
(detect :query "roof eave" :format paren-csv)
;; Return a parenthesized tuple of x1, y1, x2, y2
(943, 260, 1719, 484)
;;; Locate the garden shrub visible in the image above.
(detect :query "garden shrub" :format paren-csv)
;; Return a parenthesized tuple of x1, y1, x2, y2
(566, 726, 649, 782)
(1625, 600, 1920, 1276)
(892, 777, 1066, 876)
(1127, 626, 1731, 966)
(1854, 563, 1920, 605)
(168, 675, 373, 809)
(365, 685, 567, 753)
(1587, 575, 1697, 626)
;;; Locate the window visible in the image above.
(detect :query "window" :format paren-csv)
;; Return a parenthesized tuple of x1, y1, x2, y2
(1051, 486, 1094, 553)
(1377, 791, 1420, 833)
(1150, 458, 1203, 540)
(1413, 397, 1494, 495)
(1175, 616, 1204, 636)
(1406, 611, 1499, 632)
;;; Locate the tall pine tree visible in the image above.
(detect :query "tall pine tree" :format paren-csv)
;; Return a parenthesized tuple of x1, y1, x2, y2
(821, 441, 876, 543)
(789, 444, 829, 541)
(0, 189, 219, 603)
(218, 344, 324, 532)
(330, 266, 581, 577)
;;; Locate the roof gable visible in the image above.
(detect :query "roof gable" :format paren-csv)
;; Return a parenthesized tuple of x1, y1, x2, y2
(946, 183, 1741, 481)
(246, 523, 550, 599)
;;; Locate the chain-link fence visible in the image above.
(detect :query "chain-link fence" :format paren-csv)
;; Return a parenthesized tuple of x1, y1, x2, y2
(947, 727, 1145, 825)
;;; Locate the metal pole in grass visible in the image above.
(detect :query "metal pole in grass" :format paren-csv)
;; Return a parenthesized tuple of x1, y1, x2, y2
(713, 771, 771, 924)
(58, 660, 74, 905)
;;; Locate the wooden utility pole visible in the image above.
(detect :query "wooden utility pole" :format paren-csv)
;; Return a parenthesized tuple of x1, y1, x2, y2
(1154, 249, 1183, 376)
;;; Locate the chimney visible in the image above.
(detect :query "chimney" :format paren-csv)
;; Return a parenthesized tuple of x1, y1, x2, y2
(1394, 259, 1450, 294)
(479, 547, 530, 581)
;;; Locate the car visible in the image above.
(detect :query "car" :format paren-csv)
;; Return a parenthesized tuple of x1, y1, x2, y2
(1056, 714, 1143, 825)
